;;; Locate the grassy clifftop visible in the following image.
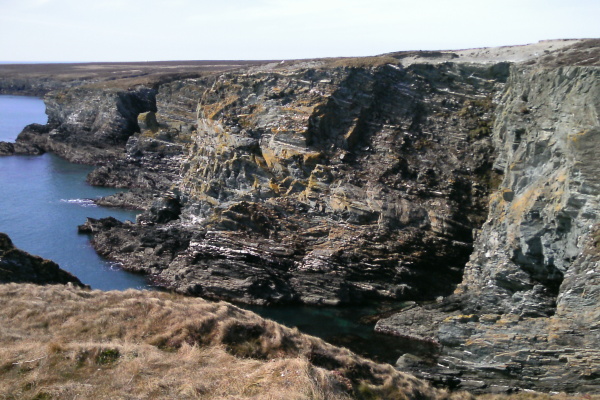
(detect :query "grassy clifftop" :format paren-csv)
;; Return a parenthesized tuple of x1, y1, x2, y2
(0, 284, 466, 400)
(2, 284, 597, 399)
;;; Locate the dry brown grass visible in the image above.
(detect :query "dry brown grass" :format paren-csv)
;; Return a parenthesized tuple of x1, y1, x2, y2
(0, 284, 468, 400)
(327, 56, 400, 69)
(0, 61, 271, 93)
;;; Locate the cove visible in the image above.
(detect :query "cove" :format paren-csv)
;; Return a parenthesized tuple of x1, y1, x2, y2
(0, 95, 150, 290)
(0, 95, 407, 364)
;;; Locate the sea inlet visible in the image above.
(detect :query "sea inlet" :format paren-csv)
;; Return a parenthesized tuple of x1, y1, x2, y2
(0, 94, 410, 364)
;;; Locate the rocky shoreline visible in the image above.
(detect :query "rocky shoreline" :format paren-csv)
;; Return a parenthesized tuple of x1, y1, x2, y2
(0, 232, 87, 287)
(2, 39, 599, 394)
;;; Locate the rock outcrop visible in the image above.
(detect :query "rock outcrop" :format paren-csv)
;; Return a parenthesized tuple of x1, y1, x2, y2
(8, 39, 600, 393)
(0, 136, 44, 156)
(84, 60, 508, 306)
(12, 84, 195, 209)
(16, 87, 157, 164)
(377, 63, 600, 393)
(0, 232, 87, 287)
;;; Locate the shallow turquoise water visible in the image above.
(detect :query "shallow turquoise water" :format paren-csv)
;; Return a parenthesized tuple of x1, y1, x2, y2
(0, 95, 151, 290)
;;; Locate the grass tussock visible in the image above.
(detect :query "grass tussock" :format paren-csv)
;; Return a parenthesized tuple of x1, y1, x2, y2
(0, 284, 469, 400)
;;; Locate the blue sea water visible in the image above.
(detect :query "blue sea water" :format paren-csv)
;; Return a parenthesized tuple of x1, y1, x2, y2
(0, 95, 151, 290)
(0, 95, 47, 141)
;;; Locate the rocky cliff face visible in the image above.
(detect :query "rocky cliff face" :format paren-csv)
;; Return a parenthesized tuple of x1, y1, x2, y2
(16, 86, 157, 163)
(439, 64, 599, 392)
(377, 63, 600, 393)
(85, 60, 508, 306)
(459, 65, 599, 316)
(8, 39, 600, 393)
(10, 83, 198, 208)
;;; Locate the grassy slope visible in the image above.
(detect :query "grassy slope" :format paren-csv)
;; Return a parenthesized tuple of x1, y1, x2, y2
(3, 285, 596, 400)
(0, 284, 466, 400)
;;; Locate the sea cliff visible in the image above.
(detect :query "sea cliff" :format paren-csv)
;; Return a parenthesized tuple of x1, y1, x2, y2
(2, 39, 599, 394)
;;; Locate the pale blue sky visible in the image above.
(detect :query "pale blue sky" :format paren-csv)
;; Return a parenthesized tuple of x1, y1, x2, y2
(1, 0, 599, 62)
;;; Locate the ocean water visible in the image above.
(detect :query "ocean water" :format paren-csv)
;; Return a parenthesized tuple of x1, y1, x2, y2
(0, 95, 150, 290)
(243, 302, 417, 363)
(0, 95, 47, 141)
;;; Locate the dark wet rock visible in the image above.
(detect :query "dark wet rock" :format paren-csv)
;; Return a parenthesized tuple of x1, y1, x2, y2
(0, 232, 87, 287)
(78, 217, 125, 234)
(0, 139, 44, 156)
(0, 124, 47, 156)
(92, 189, 154, 210)
(143, 194, 182, 224)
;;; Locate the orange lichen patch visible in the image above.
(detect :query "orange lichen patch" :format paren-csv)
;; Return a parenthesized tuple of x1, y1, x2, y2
(303, 151, 323, 166)
(444, 314, 480, 323)
(508, 187, 541, 218)
(201, 95, 240, 120)
(252, 175, 261, 189)
(260, 146, 280, 170)
(281, 105, 315, 114)
(344, 120, 361, 148)
(567, 129, 590, 143)
(269, 179, 281, 196)
(253, 154, 269, 170)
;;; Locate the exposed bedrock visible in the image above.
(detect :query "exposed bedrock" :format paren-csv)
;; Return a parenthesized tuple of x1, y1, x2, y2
(16, 86, 157, 163)
(86, 61, 508, 305)
(82, 58, 600, 393)
(85, 79, 211, 208)
(12, 41, 599, 393)
(0, 125, 45, 156)
(0, 232, 87, 287)
(378, 65, 600, 393)
(13, 83, 198, 209)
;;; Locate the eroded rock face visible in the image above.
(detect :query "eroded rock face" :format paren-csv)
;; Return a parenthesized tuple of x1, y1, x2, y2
(458, 66, 600, 316)
(87, 62, 507, 305)
(0, 232, 87, 287)
(12, 83, 196, 209)
(10, 40, 599, 393)
(378, 65, 600, 393)
(16, 87, 157, 164)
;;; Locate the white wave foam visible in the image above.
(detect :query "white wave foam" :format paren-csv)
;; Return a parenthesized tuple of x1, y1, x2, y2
(60, 198, 98, 207)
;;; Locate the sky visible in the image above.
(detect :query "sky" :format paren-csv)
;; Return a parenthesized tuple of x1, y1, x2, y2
(1, 0, 599, 62)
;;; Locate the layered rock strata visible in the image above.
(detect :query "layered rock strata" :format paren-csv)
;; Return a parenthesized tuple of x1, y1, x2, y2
(378, 64, 600, 393)
(16, 87, 157, 163)
(8, 39, 600, 393)
(10, 84, 199, 209)
(85, 60, 507, 305)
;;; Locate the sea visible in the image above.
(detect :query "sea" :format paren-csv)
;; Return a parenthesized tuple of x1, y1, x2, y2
(0, 94, 409, 363)
(0, 95, 149, 290)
